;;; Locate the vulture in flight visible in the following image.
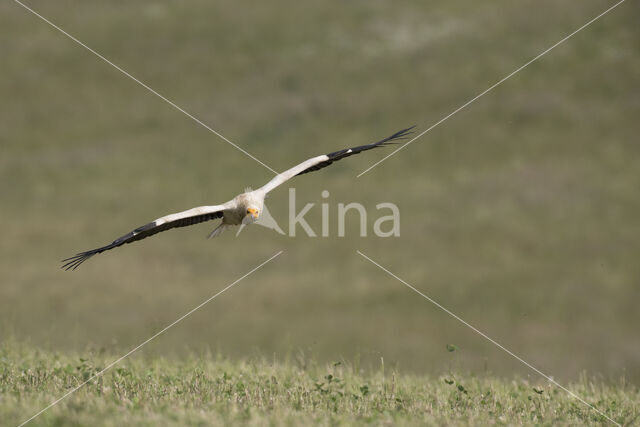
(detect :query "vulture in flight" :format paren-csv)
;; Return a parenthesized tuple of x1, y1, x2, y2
(62, 126, 414, 270)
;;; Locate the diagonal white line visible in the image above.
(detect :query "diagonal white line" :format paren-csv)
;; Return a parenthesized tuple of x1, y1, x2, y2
(356, 250, 621, 426)
(357, 0, 627, 178)
(13, 0, 278, 175)
(17, 250, 283, 427)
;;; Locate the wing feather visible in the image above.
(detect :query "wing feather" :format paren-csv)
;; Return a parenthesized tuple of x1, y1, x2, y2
(61, 205, 226, 270)
(258, 126, 414, 194)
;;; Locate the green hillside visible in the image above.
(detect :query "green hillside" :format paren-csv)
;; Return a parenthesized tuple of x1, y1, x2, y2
(1, 0, 638, 387)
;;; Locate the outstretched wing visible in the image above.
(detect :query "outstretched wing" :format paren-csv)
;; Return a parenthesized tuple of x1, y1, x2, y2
(62, 205, 227, 270)
(258, 126, 415, 194)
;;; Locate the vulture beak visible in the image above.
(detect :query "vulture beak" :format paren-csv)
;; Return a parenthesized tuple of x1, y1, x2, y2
(247, 208, 259, 219)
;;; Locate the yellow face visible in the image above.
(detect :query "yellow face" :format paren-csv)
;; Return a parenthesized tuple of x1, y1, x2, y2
(246, 207, 259, 220)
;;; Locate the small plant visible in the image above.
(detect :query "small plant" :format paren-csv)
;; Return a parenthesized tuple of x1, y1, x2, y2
(359, 384, 370, 396)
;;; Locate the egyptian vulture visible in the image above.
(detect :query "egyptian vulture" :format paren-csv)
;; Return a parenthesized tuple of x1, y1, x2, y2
(62, 126, 414, 270)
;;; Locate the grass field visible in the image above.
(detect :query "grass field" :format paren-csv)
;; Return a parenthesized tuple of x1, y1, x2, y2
(1, 1, 639, 423)
(2, 343, 638, 426)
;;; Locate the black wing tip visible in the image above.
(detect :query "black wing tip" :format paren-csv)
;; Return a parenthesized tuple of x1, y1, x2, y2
(61, 250, 99, 271)
(391, 125, 416, 139)
(379, 125, 416, 146)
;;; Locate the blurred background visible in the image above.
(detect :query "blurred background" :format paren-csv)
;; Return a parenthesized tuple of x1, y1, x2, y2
(1, 0, 638, 383)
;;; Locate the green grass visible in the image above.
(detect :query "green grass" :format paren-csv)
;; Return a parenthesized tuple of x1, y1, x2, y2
(1, 0, 639, 391)
(2, 344, 638, 426)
